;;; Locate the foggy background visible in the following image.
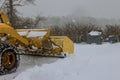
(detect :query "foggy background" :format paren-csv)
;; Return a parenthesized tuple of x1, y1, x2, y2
(18, 0, 120, 19)
(1, 0, 120, 43)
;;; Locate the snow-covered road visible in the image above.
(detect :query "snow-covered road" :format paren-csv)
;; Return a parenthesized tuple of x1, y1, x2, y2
(0, 55, 58, 80)
(1, 43, 120, 80)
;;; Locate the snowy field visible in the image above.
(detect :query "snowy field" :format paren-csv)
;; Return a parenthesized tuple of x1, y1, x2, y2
(1, 43, 120, 80)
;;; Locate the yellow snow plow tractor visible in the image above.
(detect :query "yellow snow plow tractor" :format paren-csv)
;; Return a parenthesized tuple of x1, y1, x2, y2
(0, 11, 74, 74)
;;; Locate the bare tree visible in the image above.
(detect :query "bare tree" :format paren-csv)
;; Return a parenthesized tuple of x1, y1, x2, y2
(0, 0, 36, 28)
(103, 25, 120, 42)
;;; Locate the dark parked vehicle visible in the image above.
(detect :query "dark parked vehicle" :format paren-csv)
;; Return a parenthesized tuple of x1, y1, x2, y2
(87, 31, 102, 44)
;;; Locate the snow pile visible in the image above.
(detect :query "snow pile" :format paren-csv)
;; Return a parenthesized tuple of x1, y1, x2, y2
(27, 31, 46, 37)
(88, 31, 101, 36)
(14, 43, 120, 80)
(18, 31, 46, 37)
(17, 32, 27, 36)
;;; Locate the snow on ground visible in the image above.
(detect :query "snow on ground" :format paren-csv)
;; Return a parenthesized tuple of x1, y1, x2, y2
(0, 56, 58, 80)
(13, 43, 120, 80)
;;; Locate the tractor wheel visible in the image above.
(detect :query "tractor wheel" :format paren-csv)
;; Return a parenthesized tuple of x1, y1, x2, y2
(0, 42, 20, 75)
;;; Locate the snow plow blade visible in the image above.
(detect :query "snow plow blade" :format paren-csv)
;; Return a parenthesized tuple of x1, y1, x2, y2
(50, 36, 74, 54)
(16, 29, 74, 57)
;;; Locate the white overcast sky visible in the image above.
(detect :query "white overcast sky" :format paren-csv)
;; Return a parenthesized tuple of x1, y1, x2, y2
(17, 0, 120, 19)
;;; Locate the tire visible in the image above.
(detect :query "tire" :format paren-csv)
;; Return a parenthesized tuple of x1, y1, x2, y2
(0, 42, 20, 75)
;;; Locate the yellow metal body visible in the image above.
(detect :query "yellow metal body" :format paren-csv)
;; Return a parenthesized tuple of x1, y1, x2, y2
(0, 12, 11, 26)
(0, 11, 74, 55)
(16, 29, 50, 47)
(0, 24, 29, 45)
(16, 29, 74, 54)
(50, 36, 74, 54)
